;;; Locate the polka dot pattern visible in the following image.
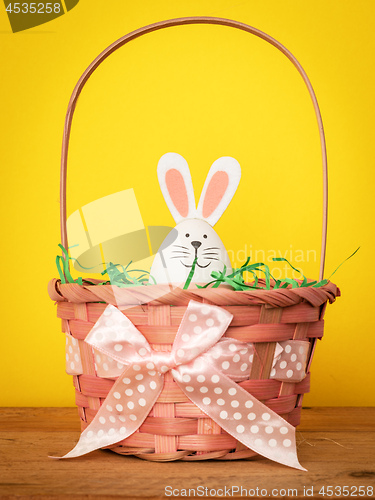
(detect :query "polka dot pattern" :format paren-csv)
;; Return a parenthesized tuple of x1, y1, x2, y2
(65, 334, 83, 375)
(62, 301, 303, 470)
(270, 340, 309, 382)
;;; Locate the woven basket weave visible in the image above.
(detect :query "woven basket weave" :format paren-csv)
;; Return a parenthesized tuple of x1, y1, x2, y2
(48, 280, 339, 460)
(49, 17, 339, 461)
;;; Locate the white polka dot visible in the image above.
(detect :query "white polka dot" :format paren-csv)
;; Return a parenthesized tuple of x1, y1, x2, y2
(285, 345, 292, 353)
(137, 385, 145, 393)
(283, 439, 291, 447)
(206, 318, 214, 327)
(150, 381, 157, 390)
(211, 375, 220, 383)
(240, 349, 247, 355)
(161, 366, 169, 373)
(116, 404, 123, 412)
(212, 351, 221, 359)
(68, 346, 73, 353)
(114, 392, 121, 399)
(177, 349, 185, 357)
(240, 363, 248, 372)
(127, 402, 134, 409)
(118, 415, 126, 422)
(96, 355, 101, 363)
(217, 399, 225, 406)
(202, 397, 211, 405)
(74, 354, 79, 362)
(214, 387, 223, 394)
(291, 353, 297, 362)
(122, 378, 131, 384)
(138, 348, 148, 356)
(270, 368, 276, 377)
(125, 389, 133, 396)
(135, 374, 143, 381)
(65, 353, 69, 361)
(280, 426, 289, 434)
(297, 362, 302, 371)
(129, 414, 137, 421)
(106, 405, 112, 412)
(147, 362, 155, 370)
(70, 362, 75, 370)
(229, 344, 237, 352)
(269, 439, 277, 447)
(95, 332, 103, 341)
(182, 374, 191, 383)
(181, 334, 189, 342)
(194, 326, 202, 334)
(255, 438, 263, 447)
(189, 314, 197, 322)
(114, 344, 123, 352)
(201, 306, 210, 315)
(251, 425, 259, 433)
(299, 346, 305, 354)
(87, 430, 93, 438)
(287, 370, 294, 378)
(262, 413, 271, 421)
(233, 354, 240, 363)
(236, 425, 245, 433)
(197, 375, 206, 383)
(108, 428, 115, 436)
(247, 412, 256, 420)
(222, 361, 230, 370)
(103, 307, 112, 316)
(117, 362, 124, 370)
(97, 429, 104, 437)
(109, 416, 116, 423)
(220, 411, 228, 419)
(265, 426, 274, 434)
(120, 427, 127, 435)
(139, 398, 146, 407)
(233, 412, 242, 420)
(249, 354, 254, 363)
(200, 387, 208, 393)
(231, 400, 239, 408)
(228, 388, 237, 396)
(280, 361, 287, 369)
(133, 365, 141, 371)
(102, 363, 109, 371)
(245, 400, 253, 408)
(186, 386, 194, 392)
(148, 371, 156, 376)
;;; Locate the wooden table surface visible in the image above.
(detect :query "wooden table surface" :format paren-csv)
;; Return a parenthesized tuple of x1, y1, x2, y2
(0, 407, 374, 499)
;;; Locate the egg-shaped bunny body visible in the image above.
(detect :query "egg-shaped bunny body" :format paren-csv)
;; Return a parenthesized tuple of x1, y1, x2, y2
(149, 152, 241, 285)
(150, 218, 232, 285)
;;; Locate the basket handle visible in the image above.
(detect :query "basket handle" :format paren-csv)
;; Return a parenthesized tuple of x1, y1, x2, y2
(60, 17, 328, 280)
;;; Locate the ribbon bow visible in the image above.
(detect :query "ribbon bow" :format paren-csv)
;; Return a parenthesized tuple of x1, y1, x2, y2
(59, 300, 307, 470)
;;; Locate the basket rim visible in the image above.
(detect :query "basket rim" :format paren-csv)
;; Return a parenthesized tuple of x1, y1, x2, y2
(48, 278, 339, 308)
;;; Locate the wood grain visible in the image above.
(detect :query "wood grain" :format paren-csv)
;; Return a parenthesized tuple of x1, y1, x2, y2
(0, 407, 374, 499)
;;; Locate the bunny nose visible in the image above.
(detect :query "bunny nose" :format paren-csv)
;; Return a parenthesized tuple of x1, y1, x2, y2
(191, 241, 201, 249)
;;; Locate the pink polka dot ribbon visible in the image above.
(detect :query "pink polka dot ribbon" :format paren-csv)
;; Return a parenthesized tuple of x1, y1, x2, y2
(58, 301, 307, 470)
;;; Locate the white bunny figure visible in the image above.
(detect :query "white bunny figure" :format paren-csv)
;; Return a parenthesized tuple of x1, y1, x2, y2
(149, 153, 241, 285)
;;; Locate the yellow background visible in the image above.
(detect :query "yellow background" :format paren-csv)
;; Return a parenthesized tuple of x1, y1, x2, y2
(1, 0, 374, 406)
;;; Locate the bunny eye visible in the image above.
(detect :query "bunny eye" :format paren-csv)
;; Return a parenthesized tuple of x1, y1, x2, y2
(203, 234, 207, 239)
(185, 233, 190, 238)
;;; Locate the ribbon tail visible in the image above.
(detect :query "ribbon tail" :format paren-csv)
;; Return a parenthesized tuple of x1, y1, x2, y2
(173, 362, 306, 471)
(51, 363, 164, 459)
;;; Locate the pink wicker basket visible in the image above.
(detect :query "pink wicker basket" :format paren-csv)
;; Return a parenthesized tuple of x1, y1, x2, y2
(49, 17, 339, 462)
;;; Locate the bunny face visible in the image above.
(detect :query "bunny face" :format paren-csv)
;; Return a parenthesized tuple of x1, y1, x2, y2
(150, 218, 233, 284)
(150, 153, 241, 285)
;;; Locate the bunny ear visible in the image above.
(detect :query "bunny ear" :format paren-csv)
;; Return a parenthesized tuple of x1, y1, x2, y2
(157, 153, 197, 224)
(196, 157, 241, 226)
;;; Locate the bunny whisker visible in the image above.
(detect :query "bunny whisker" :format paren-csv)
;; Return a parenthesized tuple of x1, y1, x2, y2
(202, 257, 219, 261)
(170, 255, 190, 259)
(172, 250, 190, 255)
(173, 245, 189, 250)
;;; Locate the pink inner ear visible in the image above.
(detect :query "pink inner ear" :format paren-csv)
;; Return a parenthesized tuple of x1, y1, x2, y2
(166, 169, 189, 218)
(203, 171, 229, 219)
